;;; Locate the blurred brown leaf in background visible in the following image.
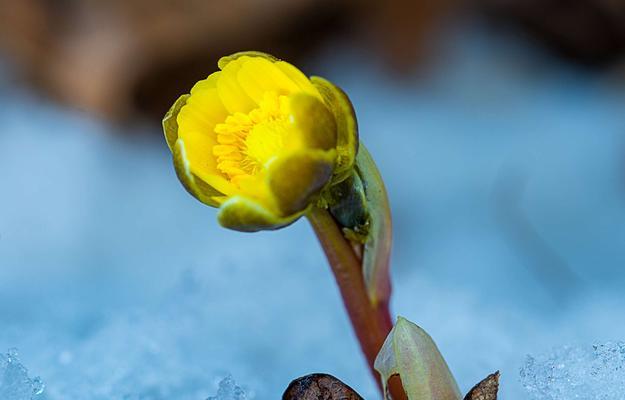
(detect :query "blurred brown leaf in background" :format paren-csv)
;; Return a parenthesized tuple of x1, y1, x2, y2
(1, 0, 624, 122)
(0, 0, 460, 121)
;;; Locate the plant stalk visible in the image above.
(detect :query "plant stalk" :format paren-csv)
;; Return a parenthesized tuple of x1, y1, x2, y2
(307, 207, 405, 400)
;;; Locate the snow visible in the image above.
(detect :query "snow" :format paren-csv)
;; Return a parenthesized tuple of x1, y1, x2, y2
(2, 22, 625, 400)
(207, 376, 247, 400)
(0, 349, 44, 400)
(521, 342, 625, 400)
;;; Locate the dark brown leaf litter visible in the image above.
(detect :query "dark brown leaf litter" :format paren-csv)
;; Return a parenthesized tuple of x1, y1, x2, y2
(464, 371, 500, 400)
(283, 373, 364, 400)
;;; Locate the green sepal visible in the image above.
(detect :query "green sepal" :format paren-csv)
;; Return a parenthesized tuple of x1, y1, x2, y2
(218, 51, 279, 70)
(310, 76, 358, 184)
(172, 139, 224, 208)
(356, 145, 392, 306)
(374, 317, 462, 400)
(217, 195, 303, 232)
(267, 149, 335, 216)
(163, 94, 189, 151)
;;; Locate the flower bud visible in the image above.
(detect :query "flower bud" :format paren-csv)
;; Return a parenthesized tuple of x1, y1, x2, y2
(374, 317, 462, 400)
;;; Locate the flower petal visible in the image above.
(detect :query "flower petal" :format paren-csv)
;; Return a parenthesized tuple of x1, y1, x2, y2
(190, 71, 220, 94)
(177, 85, 230, 187)
(267, 149, 335, 216)
(217, 51, 278, 70)
(172, 139, 224, 207)
(217, 57, 257, 113)
(177, 124, 217, 167)
(163, 94, 189, 151)
(237, 57, 301, 103)
(178, 88, 227, 135)
(176, 133, 237, 197)
(275, 61, 322, 99)
(217, 195, 302, 232)
(311, 76, 358, 183)
(289, 93, 337, 151)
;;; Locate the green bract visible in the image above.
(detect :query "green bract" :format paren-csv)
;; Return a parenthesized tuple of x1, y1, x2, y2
(374, 317, 462, 400)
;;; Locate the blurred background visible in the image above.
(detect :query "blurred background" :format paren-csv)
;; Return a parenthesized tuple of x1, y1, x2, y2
(1, 0, 625, 399)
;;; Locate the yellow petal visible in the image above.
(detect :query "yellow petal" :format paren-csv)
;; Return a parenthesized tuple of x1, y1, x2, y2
(311, 76, 358, 184)
(172, 139, 224, 208)
(177, 126, 216, 165)
(275, 61, 322, 99)
(233, 173, 273, 202)
(176, 131, 236, 196)
(190, 71, 221, 94)
(176, 84, 230, 185)
(217, 195, 301, 232)
(181, 87, 228, 131)
(217, 58, 257, 114)
(267, 149, 335, 216)
(191, 164, 238, 196)
(237, 57, 301, 103)
(289, 93, 337, 151)
(218, 51, 278, 70)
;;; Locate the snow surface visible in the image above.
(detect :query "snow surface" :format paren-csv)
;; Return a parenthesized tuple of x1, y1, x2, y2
(521, 342, 625, 400)
(2, 23, 625, 399)
(207, 376, 247, 400)
(0, 349, 44, 400)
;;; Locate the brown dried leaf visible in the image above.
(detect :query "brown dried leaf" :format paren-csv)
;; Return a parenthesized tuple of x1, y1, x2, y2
(464, 371, 500, 400)
(282, 373, 364, 400)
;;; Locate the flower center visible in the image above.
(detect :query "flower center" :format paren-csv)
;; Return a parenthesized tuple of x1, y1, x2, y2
(213, 92, 293, 185)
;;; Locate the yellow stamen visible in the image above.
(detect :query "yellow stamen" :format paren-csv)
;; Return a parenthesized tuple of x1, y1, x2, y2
(213, 92, 293, 182)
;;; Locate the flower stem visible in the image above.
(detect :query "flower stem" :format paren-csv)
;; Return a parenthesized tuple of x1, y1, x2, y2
(307, 207, 405, 400)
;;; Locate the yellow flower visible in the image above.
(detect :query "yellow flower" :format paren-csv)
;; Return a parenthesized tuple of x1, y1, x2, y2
(163, 51, 358, 232)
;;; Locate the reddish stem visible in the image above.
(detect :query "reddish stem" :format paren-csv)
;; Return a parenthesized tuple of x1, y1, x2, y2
(307, 207, 406, 400)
